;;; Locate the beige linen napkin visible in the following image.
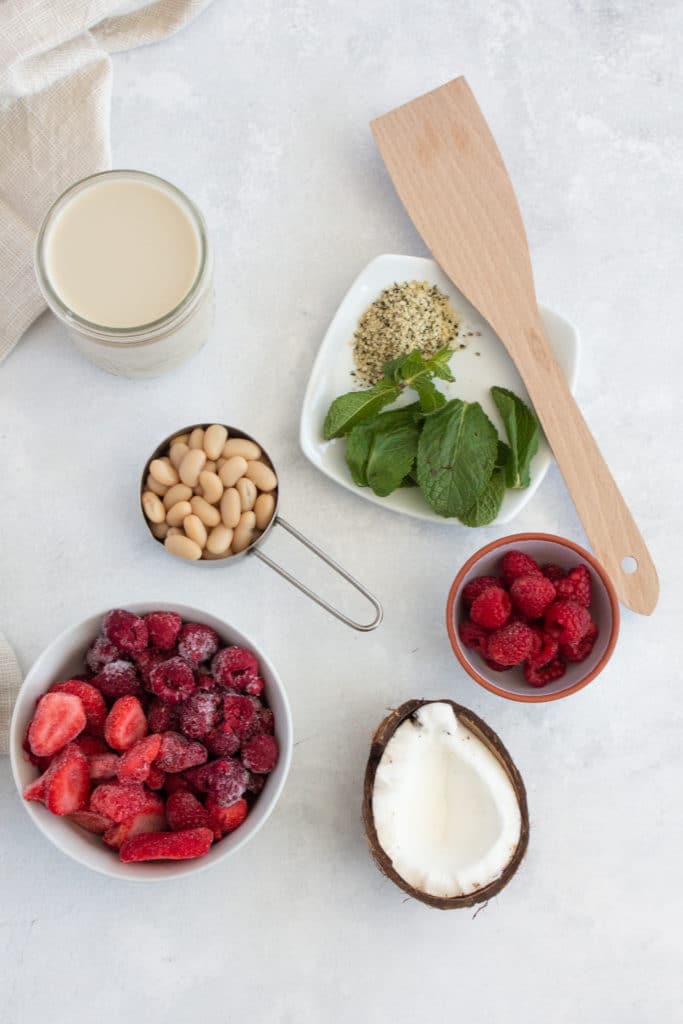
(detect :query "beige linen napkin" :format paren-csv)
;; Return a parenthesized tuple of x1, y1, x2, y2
(0, 0, 213, 364)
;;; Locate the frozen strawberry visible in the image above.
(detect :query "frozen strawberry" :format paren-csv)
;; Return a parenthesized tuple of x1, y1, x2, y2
(119, 827, 214, 863)
(222, 695, 257, 740)
(526, 629, 559, 670)
(204, 724, 240, 758)
(22, 720, 48, 768)
(68, 810, 114, 834)
(524, 657, 567, 688)
(90, 782, 164, 823)
(88, 753, 120, 780)
(104, 695, 147, 751)
(178, 690, 221, 740)
(50, 679, 107, 736)
(459, 619, 489, 655)
(23, 772, 48, 803)
(212, 646, 259, 687)
(144, 611, 182, 650)
(28, 692, 86, 758)
(501, 550, 542, 586)
(206, 796, 247, 837)
(485, 622, 536, 667)
(103, 609, 148, 654)
(544, 600, 591, 646)
(154, 731, 208, 773)
(560, 622, 599, 662)
(147, 698, 179, 733)
(462, 575, 500, 607)
(185, 757, 248, 806)
(244, 676, 265, 697)
(177, 623, 219, 665)
(74, 735, 108, 758)
(103, 810, 167, 850)
(92, 660, 141, 701)
(146, 765, 166, 790)
(509, 574, 556, 619)
(148, 657, 196, 705)
(133, 649, 167, 687)
(117, 734, 162, 783)
(542, 563, 565, 583)
(166, 790, 212, 832)
(86, 636, 121, 673)
(555, 565, 592, 608)
(470, 586, 511, 629)
(241, 734, 278, 774)
(43, 743, 90, 815)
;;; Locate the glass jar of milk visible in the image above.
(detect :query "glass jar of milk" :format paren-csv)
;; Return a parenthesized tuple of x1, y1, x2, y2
(35, 170, 214, 378)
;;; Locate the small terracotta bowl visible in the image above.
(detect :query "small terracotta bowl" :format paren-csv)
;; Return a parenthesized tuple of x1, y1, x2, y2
(446, 533, 619, 703)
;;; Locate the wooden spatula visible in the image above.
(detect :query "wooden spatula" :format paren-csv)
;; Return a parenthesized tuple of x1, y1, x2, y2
(371, 76, 658, 615)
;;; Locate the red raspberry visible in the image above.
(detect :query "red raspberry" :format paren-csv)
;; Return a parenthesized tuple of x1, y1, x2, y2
(462, 576, 500, 607)
(485, 622, 535, 667)
(246, 772, 266, 794)
(103, 610, 148, 654)
(222, 695, 258, 740)
(148, 657, 196, 705)
(555, 565, 592, 608)
(542, 563, 565, 583)
(458, 620, 489, 655)
(133, 649, 167, 686)
(560, 622, 599, 662)
(205, 724, 240, 758)
(86, 636, 121, 674)
(154, 731, 208, 773)
(212, 646, 259, 687)
(501, 550, 542, 586)
(244, 676, 265, 697)
(144, 611, 182, 650)
(526, 629, 559, 669)
(241, 734, 278, 774)
(484, 658, 509, 672)
(178, 690, 221, 740)
(544, 600, 591, 646)
(524, 657, 567, 688)
(177, 623, 219, 665)
(470, 587, 511, 629)
(92, 660, 141, 701)
(185, 758, 249, 806)
(510, 574, 556, 619)
(147, 698, 179, 734)
(256, 706, 275, 735)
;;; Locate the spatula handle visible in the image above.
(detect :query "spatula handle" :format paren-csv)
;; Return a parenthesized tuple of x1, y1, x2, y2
(512, 320, 658, 614)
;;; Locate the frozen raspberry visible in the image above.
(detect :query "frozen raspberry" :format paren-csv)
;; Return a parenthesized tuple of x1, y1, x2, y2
(544, 600, 591, 646)
(470, 587, 511, 629)
(86, 636, 121, 674)
(50, 679, 107, 736)
(163, 773, 191, 796)
(526, 629, 559, 669)
(177, 623, 219, 666)
(241, 734, 279, 774)
(462, 576, 500, 607)
(103, 610, 148, 654)
(246, 772, 266, 795)
(148, 657, 196, 705)
(154, 731, 208, 773)
(542, 563, 565, 583)
(510, 573, 556, 619)
(222, 695, 258, 740)
(484, 658, 509, 672)
(92, 660, 141, 701)
(133, 649, 167, 686)
(458, 620, 489, 655)
(204, 724, 240, 758)
(166, 790, 212, 832)
(555, 565, 592, 608)
(485, 622, 535, 667)
(144, 611, 182, 651)
(196, 667, 216, 690)
(147, 699, 179, 734)
(560, 622, 599, 662)
(185, 758, 249, 806)
(524, 657, 567, 688)
(256, 707, 275, 735)
(178, 690, 221, 740)
(244, 676, 265, 697)
(212, 646, 259, 687)
(501, 550, 542, 586)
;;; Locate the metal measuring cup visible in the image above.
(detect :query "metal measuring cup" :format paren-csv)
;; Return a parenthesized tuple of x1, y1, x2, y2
(141, 424, 383, 631)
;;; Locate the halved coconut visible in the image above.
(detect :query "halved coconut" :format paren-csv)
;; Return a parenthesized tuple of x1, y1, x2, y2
(362, 699, 529, 909)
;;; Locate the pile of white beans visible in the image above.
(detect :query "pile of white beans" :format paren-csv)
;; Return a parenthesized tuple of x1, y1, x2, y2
(142, 424, 277, 560)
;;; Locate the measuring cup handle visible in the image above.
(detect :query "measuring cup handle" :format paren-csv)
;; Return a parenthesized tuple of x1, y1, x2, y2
(250, 515, 383, 631)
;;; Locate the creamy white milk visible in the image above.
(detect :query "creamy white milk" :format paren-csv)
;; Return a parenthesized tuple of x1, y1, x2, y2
(44, 177, 201, 329)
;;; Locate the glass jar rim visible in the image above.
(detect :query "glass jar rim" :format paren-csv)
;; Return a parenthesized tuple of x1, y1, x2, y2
(34, 169, 210, 345)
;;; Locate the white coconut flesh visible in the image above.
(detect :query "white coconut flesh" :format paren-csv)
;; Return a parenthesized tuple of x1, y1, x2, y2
(371, 702, 522, 899)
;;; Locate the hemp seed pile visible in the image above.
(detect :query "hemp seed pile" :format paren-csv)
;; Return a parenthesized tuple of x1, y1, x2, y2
(352, 280, 460, 385)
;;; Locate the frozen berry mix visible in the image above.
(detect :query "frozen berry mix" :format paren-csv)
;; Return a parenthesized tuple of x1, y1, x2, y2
(21, 609, 279, 863)
(458, 551, 600, 688)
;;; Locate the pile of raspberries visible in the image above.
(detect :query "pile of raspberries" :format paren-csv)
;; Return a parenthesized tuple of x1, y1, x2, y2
(459, 550, 599, 687)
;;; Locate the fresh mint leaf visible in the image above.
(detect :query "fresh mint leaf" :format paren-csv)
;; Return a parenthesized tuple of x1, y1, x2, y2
(459, 468, 505, 527)
(414, 377, 447, 413)
(416, 399, 499, 517)
(346, 405, 421, 496)
(424, 347, 455, 382)
(323, 379, 401, 440)
(491, 386, 540, 489)
(496, 440, 511, 470)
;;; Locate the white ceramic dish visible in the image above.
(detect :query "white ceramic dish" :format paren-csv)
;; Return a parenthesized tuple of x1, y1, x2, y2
(300, 254, 580, 525)
(10, 603, 293, 881)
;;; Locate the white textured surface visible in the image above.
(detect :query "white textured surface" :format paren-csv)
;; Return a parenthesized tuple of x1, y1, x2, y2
(0, 2, 680, 1021)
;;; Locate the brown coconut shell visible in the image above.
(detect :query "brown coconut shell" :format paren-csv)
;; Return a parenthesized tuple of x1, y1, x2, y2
(362, 699, 529, 910)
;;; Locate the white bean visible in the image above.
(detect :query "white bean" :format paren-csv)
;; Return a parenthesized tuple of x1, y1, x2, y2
(206, 524, 233, 555)
(142, 491, 166, 524)
(183, 513, 207, 548)
(171, 433, 190, 446)
(236, 477, 257, 512)
(149, 458, 179, 487)
(199, 470, 223, 505)
(218, 456, 247, 488)
(245, 460, 278, 492)
(151, 521, 169, 540)
(220, 488, 241, 529)
(188, 427, 205, 450)
(146, 473, 167, 497)
(179, 448, 207, 487)
(165, 534, 202, 560)
(166, 526, 183, 537)
(222, 438, 261, 461)
(169, 441, 189, 469)
(254, 492, 276, 530)
(163, 483, 193, 510)
(166, 500, 193, 527)
(203, 424, 228, 460)
(204, 460, 217, 474)
(232, 511, 256, 553)
(190, 495, 221, 527)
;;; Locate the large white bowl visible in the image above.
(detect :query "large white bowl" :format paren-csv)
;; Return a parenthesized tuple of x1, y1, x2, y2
(9, 603, 293, 881)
